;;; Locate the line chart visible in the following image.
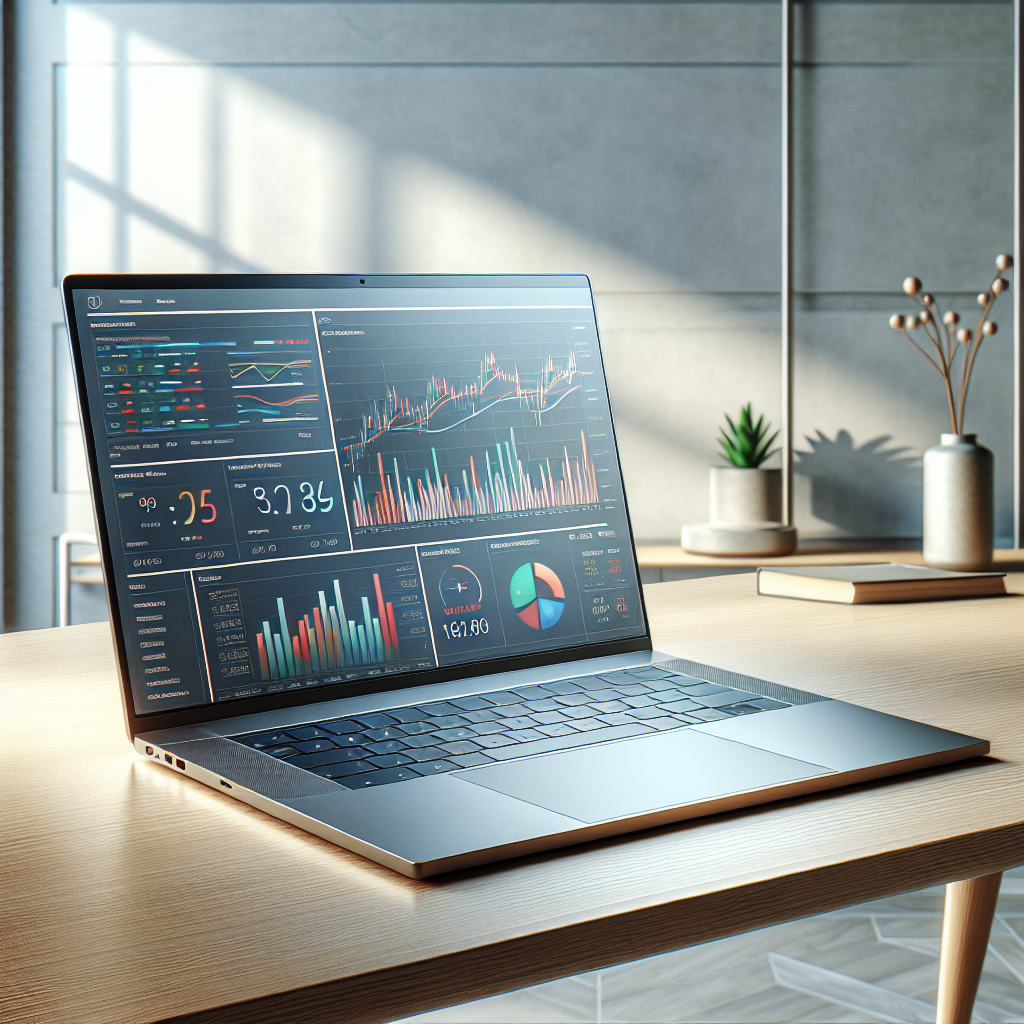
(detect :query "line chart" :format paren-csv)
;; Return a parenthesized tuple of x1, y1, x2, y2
(228, 359, 313, 381)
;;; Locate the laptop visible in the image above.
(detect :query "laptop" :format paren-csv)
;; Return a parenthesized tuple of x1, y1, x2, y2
(63, 272, 988, 878)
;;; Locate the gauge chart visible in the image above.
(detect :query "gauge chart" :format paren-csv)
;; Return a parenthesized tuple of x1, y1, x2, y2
(510, 562, 565, 630)
(439, 564, 482, 608)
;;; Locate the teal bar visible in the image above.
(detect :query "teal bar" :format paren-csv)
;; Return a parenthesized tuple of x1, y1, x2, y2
(356, 624, 369, 664)
(273, 634, 288, 680)
(361, 597, 374, 660)
(318, 591, 332, 667)
(334, 580, 354, 665)
(372, 618, 385, 663)
(277, 597, 295, 677)
(263, 622, 278, 680)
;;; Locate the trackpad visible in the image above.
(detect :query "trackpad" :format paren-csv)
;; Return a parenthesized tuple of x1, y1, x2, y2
(459, 729, 831, 824)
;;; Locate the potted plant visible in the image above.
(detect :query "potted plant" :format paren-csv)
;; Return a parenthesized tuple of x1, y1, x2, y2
(889, 254, 1013, 570)
(681, 404, 797, 556)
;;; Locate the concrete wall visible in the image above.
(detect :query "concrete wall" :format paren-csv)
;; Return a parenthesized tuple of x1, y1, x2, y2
(4, 0, 1015, 630)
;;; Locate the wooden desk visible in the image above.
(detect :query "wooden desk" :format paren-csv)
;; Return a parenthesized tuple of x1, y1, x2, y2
(2, 575, 1022, 1024)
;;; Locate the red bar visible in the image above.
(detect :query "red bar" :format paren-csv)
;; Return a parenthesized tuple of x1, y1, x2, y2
(256, 632, 270, 681)
(386, 602, 399, 661)
(373, 574, 392, 656)
(292, 635, 302, 676)
(313, 607, 331, 668)
(298, 619, 311, 674)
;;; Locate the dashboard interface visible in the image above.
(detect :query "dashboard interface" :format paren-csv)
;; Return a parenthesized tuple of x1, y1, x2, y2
(67, 278, 648, 716)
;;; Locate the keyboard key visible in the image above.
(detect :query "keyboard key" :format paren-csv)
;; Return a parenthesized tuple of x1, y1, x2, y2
(628, 707, 671, 720)
(660, 698, 703, 713)
(621, 694, 658, 709)
(447, 695, 492, 711)
(414, 759, 459, 775)
(693, 689, 761, 708)
(319, 718, 361, 733)
(350, 713, 399, 729)
(561, 705, 599, 720)
(343, 766, 423, 787)
(237, 730, 296, 748)
(579, 688, 618, 702)
(553, 693, 591, 707)
(643, 716, 694, 731)
(290, 748, 371, 769)
(310, 759, 376, 779)
(460, 708, 503, 724)
(364, 726, 407, 741)
(293, 738, 338, 753)
(449, 751, 495, 768)
(485, 722, 653, 760)
(626, 668, 673, 679)
(367, 753, 416, 768)
(543, 680, 586, 695)
(439, 740, 482, 755)
(666, 674, 713, 685)
(420, 702, 461, 717)
(573, 717, 609, 732)
(532, 710, 570, 724)
(688, 708, 731, 721)
(478, 690, 521, 706)
(365, 740, 408, 755)
(496, 716, 535, 731)
(429, 715, 469, 730)
(403, 746, 450, 762)
(470, 722, 506, 735)
(510, 685, 552, 700)
(476, 734, 518, 748)
(720, 703, 763, 716)
(401, 733, 444, 748)
(612, 684, 651, 697)
(504, 728, 545, 742)
(434, 727, 476, 742)
(647, 689, 686, 703)
(523, 698, 562, 712)
(596, 712, 636, 726)
(592, 700, 629, 713)
(260, 745, 300, 759)
(676, 683, 731, 696)
(288, 726, 335, 740)
(537, 722, 579, 737)
(316, 726, 366, 745)
(747, 698, 789, 710)
(398, 721, 434, 736)
(595, 671, 637, 684)
(388, 708, 430, 724)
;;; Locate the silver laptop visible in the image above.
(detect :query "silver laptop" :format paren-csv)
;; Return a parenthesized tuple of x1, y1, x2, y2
(63, 273, 988, 878)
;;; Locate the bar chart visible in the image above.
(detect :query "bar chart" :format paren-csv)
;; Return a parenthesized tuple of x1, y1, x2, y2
(254, 574, 400, 681)
(350, 427, 600, 527)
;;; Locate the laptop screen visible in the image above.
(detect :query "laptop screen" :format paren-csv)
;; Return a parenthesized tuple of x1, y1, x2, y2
(66, 276, 648, 717)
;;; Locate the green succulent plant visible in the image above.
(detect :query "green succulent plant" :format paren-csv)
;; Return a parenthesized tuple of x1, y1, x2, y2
(718, 403, 780, 468)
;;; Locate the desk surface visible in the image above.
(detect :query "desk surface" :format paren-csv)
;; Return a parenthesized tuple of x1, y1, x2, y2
(2, 575, 1022, 1024)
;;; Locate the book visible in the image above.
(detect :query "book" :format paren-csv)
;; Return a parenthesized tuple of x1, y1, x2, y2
(756, 563, 1007, 604)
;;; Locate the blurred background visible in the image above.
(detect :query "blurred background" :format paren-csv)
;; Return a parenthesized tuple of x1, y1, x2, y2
(0, 0, 1015, 631)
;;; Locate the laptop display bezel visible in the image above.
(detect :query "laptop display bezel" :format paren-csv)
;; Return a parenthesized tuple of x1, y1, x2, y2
(61, 272, 653, 739)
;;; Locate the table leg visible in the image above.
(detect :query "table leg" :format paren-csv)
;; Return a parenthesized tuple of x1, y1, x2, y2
(935, 871, 1002, 1024)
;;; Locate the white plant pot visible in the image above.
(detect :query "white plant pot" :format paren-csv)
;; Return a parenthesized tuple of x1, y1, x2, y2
(711, 467, 782, 526)
(923, 434, 993, 571)
(682, 466, 797, 557)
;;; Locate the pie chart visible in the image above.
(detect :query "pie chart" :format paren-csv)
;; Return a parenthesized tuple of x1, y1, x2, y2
(510, 562, 565, 630)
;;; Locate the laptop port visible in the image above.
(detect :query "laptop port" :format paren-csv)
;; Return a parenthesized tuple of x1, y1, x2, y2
(175, 759, 186, 770)
(219, 780, 232, 789)
(145, 746, 153, 755)
(164, 753, 173, 764)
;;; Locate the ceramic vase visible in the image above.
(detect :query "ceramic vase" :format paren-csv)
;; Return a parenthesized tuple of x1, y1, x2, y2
(922, 434, 993, 571)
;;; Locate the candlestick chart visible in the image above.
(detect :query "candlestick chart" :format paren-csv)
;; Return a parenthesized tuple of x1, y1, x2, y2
(328, 334, 602, 532)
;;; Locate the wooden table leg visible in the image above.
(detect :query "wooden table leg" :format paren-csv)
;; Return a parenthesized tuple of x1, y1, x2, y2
(935, 871, 1002, 1024)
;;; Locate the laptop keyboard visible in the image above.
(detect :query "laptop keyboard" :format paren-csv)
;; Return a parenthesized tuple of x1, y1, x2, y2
(229, 667, 790, 789)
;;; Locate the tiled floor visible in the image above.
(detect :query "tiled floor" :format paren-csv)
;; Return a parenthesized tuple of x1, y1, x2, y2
(398, 867, 1024, 1024)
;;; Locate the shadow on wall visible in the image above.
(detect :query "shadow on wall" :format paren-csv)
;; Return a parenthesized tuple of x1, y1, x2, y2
(795, 430, 922, 536)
